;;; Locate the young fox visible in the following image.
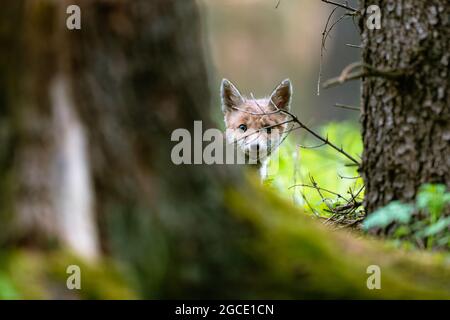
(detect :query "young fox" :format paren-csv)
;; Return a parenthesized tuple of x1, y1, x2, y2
(221, 78, 292, 179)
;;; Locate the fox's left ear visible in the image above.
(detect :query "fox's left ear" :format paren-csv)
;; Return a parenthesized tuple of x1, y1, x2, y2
(269, 79, 292, 111)
(221, 78, 244, 113)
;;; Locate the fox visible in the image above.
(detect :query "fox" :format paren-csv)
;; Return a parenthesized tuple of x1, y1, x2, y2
(220, 78, 293, 180)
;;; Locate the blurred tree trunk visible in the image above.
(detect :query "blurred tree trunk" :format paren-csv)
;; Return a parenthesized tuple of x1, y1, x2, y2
(359, 0, 449, 213)
(0, 0, 99, 258)
(1, 0, 449, 298)
(0, 1, 60, 245)
(63, 0, 247, 296)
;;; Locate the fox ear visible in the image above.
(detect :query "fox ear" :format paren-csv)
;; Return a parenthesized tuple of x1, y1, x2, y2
(221, 79, 244, 113)
(269, 79, 292, 111)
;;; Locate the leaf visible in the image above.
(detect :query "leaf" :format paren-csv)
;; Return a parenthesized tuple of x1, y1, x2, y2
(363, 201, 414, 230)
(419, 217, 450, 237)
(416, 184, 450, 222)
(393, 225, 411, 238)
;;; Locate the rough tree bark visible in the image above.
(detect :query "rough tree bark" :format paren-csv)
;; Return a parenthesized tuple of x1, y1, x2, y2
(359, 0, 449, 213)
(1, 0, 449, 298)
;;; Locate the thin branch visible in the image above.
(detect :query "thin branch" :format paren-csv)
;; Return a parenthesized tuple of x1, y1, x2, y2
(233, 119, 295, 144)
(323, 61, 407, 89)
(299, 141, 328, 149)
(334, 103, 359, 111)
(338, 172, 361, 180)
(323, 12, 352, 44)
(289, 183, 349, 202)
(333, 201, 363, 213)
(323, 70, 365, 88)
(317, 6, 339, 96)
(230, 105, 281, 116)
(301, 192, 320, 217)
(309, 174, 326, 200)
(321, 0, 358, 13)
(274, 105, 360, 166)
(345, 163, 360, 167)
(229, 97, 361, 173)
(250, 93, 266, 115)
(346, 43, 363, 49)
(348, 185, 365, 204)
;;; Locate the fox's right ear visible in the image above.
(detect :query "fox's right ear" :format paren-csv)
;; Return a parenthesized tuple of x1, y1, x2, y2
(221, 79, 243, 113)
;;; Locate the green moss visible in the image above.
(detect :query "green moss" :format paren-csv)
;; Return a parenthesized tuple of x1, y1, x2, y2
(0, 250, 137, 299)
(226, 178, 450, 299)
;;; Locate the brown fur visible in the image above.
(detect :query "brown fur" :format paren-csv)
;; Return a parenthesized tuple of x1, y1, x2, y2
(221, 79, 292, 169)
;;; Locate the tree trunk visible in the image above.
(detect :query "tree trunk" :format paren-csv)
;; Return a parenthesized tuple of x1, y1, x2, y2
(0, 1, 62, 244)
(0, 0, 100, 259)
(64, 0, 450, 298)
(360, 0, 449, 213)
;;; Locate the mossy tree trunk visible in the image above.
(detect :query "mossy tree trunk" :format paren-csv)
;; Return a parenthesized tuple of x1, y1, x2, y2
(359, 0, 449, 213)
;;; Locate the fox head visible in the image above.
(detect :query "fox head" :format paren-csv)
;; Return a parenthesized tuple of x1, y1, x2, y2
(221, 78, 292, 163)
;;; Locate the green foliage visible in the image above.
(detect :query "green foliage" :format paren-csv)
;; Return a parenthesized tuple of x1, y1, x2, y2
(363, 201, 414, 229)
(0, 250, 136, 299)
(267, 121, 364, 217)
(227, 183, 450, 299)
(0, 271, 19, 299)
(363, 184, 450, 250)
(416, 184, 450, 223)
(266, 121, 449, 251)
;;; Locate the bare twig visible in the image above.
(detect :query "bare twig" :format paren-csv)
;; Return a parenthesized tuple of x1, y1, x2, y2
(346, 43, 363, 49)
(323, 61, 407, 89)
(317, 0, 362, 96)
(233, 94, 360, 166)
(321, 0, 358, 13)
(348, 185, 365, 204)
(250, 93, 266, 114)
(323, 12, 353, 44)
(299, 141, 328, 149)
(233, 119, 295, 144)
(275, 106, 360, 166)
(301, 192, 320, 217)
(334, 103, 359, 111)
(317, 6, 339, 96)
(233, 96, 361, 166)
(289, 183, 350, 202)
(338, 172, 361, 180)
(230, 105, 280, 116)
(333, 201, 363, 213)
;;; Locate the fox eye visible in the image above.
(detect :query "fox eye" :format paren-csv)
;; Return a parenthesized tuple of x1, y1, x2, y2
(238, 124, 247, 132)
(266, 127, 272, 134)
